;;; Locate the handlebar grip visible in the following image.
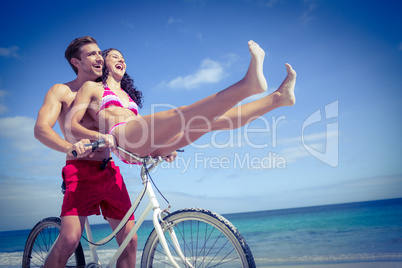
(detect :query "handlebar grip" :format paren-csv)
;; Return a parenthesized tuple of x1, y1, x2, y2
(71, 139, 105, 157)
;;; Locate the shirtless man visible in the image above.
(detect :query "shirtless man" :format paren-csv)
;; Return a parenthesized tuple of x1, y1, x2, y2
(34, 36, 138, 268)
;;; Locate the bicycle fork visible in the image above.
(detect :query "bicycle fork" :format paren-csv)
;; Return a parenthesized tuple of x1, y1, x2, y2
(147, 180, 194, 268)
(165, 219, 195, 268)
(152, 207, 194, 268)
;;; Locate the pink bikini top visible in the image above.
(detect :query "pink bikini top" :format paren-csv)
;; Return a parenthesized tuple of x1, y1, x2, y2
(96, 87, 138, 116)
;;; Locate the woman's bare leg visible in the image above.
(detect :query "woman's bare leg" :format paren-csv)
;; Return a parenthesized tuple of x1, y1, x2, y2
(212, 63, 296, 130)
(151, 64, 296, 157)
(119, 41, 268, 156)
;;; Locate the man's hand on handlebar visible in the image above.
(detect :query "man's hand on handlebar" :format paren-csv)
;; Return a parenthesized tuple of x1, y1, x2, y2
(67, 139, 94, 158)
(70, 136, 112, 158)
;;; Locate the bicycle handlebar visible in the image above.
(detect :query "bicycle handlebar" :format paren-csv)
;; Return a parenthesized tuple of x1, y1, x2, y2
(71, 139, 106, 157)
(72, 139, 183, 166)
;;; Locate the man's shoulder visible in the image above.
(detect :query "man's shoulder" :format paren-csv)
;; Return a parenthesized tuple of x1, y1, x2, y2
(46, 83, 77, 104)
(47, 81, 101, 100)
(79, 81, 104, 97)
(81, 81, 102, 90)
(49, 83, 73, 94)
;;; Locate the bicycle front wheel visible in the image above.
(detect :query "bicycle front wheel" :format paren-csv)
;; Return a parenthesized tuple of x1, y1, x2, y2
(141, 208, 255, 268)
(22, 217, 85, 268)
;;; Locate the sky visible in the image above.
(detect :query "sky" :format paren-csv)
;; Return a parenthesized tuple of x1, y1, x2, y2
(0, 0, 401, 231)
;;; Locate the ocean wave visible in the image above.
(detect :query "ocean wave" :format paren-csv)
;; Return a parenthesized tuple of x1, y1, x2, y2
(0, 249, 144, 267)
(0, 251, 22, 267)
(83, 248, 143, 264)
(2, 250, 402, 267)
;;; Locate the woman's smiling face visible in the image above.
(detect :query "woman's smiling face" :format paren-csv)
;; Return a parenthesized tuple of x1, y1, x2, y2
(105, 49, 126, 80)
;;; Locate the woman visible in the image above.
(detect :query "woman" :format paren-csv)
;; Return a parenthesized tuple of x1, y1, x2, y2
(68, 41, 296, 163)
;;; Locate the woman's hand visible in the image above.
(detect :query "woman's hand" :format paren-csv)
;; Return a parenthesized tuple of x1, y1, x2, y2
(163, 151, 178, 163)
(99, 134, 117, 151)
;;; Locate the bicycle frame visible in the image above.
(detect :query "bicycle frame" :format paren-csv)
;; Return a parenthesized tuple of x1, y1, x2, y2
(26, 142, 253, 268)
(78, 148, 189, 268)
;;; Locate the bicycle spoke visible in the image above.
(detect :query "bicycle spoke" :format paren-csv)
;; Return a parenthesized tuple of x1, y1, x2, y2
(146, 217, 247, 267)
(23, 217, 85, 268)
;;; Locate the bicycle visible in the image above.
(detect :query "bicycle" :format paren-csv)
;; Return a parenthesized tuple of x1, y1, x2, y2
(22, 140, 255, 267)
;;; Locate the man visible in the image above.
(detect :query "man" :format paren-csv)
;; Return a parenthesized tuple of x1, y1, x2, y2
(34, 36, 137, 268)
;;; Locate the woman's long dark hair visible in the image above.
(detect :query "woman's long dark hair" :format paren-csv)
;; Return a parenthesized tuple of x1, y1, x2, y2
(97, 48, 143, 108)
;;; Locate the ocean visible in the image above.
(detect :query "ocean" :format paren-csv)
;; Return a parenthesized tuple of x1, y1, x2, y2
(1, 198, 402, 267)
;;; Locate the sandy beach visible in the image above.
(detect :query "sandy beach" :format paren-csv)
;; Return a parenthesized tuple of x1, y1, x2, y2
(262, 261, 402, 268)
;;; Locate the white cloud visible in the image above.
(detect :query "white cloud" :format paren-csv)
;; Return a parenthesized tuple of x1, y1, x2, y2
(280, 144, 311, 163)
(0, 176, 63, 231)
(196, 32, 203, 41)
(265, 0, 279, 7)
(221, 53, 239, 67)
(278, 130, 339, 163)
(161, 58, 226, 90)
(0, 89, 7, 98)
(0, 46, 21, 58)
(167, 16, 183, 26)
(0, 89, 8, 114)
(0, 105, 7, 114)
(0, 116, 43, 152)
(301, 0, 319, 23)
(120, 19, 134, 29)
(278, 130, 338, 145)
(297, 174, 402, 201)
(0, 116, 66, 183)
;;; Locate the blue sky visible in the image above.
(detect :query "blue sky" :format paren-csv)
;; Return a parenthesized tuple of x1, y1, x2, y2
(0, 0, 401, 231)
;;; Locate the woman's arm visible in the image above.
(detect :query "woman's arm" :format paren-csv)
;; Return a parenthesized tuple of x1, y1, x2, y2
(65, 82, 102, 142)
(66, 82, 117, 152)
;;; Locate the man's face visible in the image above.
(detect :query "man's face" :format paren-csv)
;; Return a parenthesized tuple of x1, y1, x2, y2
(76, 43, 103, 80)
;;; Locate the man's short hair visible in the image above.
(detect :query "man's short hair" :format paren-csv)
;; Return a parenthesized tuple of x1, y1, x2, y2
(65, 36, 98, 74)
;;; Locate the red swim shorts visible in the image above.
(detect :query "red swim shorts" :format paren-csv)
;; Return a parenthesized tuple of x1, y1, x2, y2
(61, 160, 134, 221)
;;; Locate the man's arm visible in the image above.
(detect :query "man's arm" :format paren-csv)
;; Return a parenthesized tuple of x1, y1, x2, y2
(34, 84, 92, 157)
(34, 84, 72, 153)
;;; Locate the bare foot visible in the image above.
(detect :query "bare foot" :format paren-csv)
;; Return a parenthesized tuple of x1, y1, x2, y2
(242, 40, 268, 95)
(275, 63, 296, 106)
